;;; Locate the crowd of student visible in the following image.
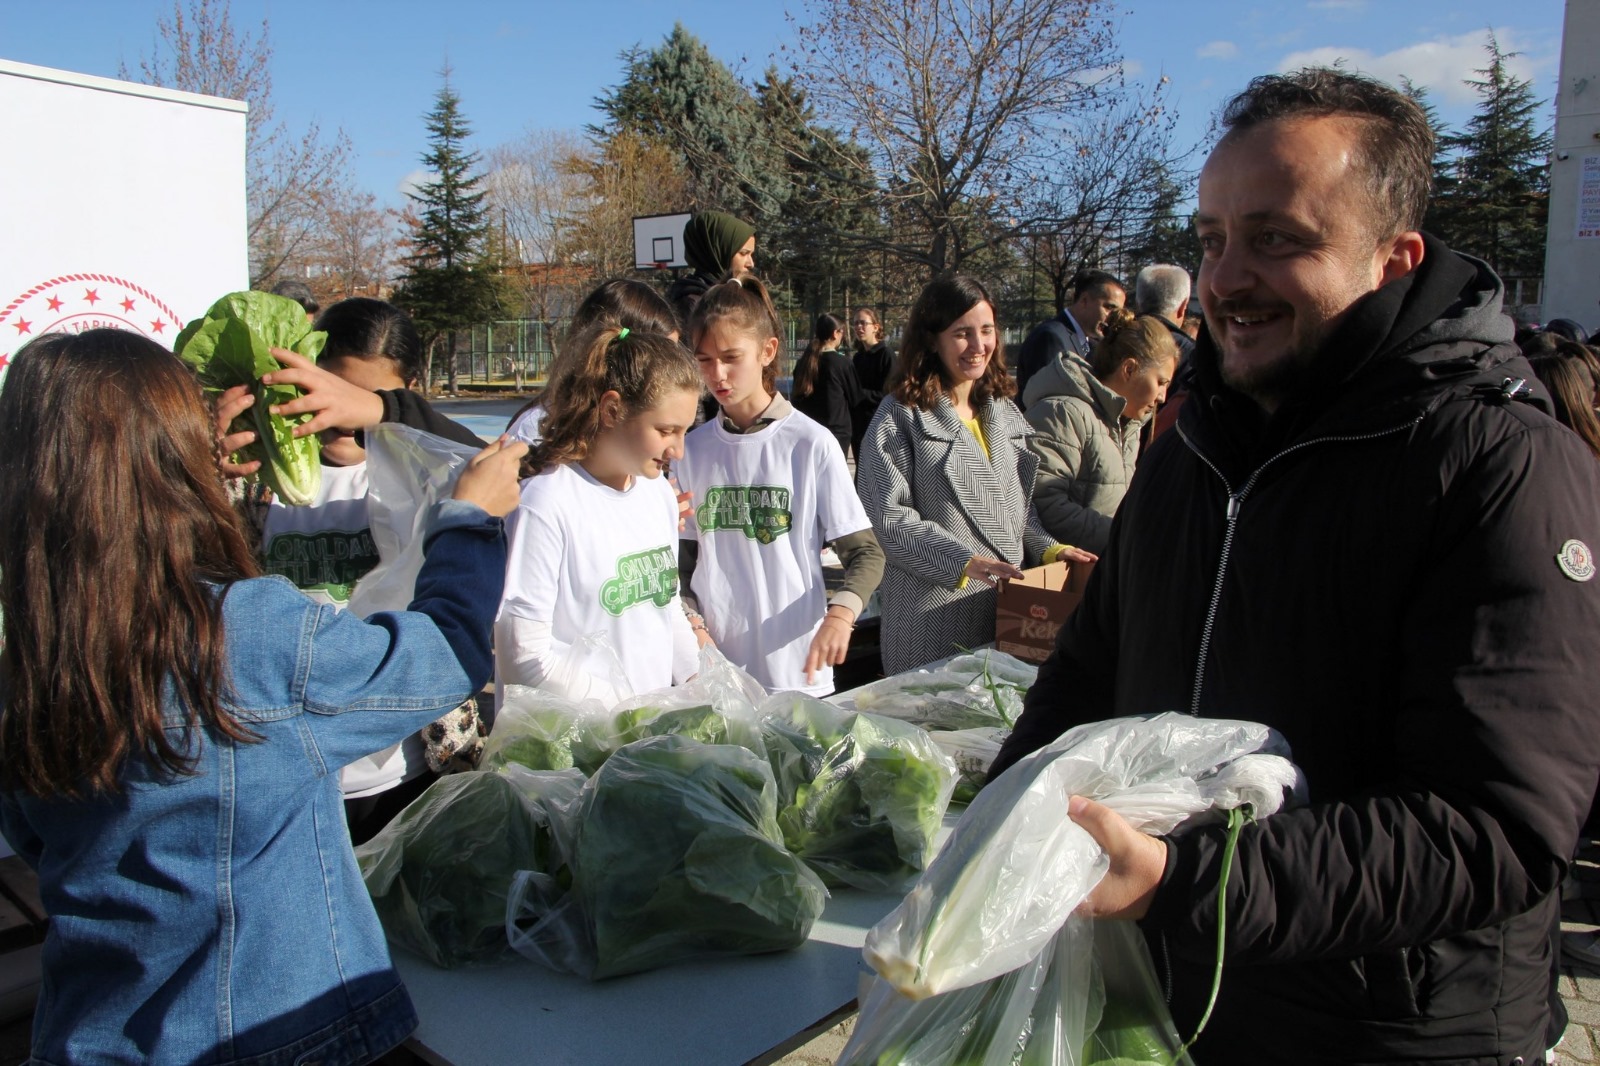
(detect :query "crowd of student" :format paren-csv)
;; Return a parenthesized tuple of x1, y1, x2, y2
(2, 63, 1600, 1066)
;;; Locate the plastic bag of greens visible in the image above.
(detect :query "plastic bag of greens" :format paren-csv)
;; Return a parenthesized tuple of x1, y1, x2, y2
(506, 735, 827, 979)
(482, 687, 610, 775)
(848, 650, 1037, 731)
(356, 768, 583, 968)
(927, 726, 1009, 805)
(346, 424, 481, 618)
(841, 715, 1298, 1066)
(760, 693, 957, 892)
(864, 713, 1294, 1000)
(840, 920, 1090, 1066)
(840, 919, 1192, 1066)
(579, 646, 769, 771)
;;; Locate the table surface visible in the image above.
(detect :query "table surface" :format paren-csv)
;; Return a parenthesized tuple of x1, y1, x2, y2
(395, 880, 908, 1066)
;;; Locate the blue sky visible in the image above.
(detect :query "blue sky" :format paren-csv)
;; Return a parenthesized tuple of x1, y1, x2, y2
(0, 0, 1568, 209)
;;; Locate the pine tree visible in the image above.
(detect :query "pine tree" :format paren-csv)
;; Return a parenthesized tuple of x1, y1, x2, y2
(597, 24, 789, 228)
(395, 69, 500, 394)
(1426, 38, 1551, 280)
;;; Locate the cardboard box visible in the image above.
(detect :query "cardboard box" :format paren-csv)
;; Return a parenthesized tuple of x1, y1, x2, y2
(995, 560, 1094, 664)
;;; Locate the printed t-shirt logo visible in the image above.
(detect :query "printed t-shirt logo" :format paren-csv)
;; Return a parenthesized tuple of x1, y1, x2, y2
(696, 485, 793, 545)
(263, 529, 380, 604)
(601, 545, 679, 615)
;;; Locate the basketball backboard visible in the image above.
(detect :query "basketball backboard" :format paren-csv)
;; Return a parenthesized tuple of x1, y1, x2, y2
(632, 212, 692, 270)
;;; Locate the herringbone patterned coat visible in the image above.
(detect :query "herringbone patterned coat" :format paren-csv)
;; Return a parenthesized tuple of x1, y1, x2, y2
(858, 394, 1056, 673)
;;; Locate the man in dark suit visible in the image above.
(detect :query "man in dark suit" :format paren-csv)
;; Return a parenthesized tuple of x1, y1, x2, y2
(1014, 270, 1125, 395)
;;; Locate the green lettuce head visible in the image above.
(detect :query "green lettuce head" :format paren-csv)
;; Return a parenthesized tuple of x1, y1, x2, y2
(175, 290, 326, 506)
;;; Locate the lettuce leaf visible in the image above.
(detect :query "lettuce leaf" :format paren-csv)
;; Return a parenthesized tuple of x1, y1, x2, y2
(175, 291, 326, 505)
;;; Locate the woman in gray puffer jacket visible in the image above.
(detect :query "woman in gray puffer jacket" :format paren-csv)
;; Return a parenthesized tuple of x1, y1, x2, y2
(1021, 308, 1178, 554)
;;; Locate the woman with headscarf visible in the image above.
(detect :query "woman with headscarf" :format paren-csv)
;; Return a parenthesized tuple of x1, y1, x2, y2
(666, 211, 757, 332)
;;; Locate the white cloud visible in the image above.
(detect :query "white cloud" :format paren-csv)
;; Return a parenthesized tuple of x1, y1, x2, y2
(1278, 28, 1552, 104)
(1197, 41, 1239, 61)
(398, 169, 434, 199)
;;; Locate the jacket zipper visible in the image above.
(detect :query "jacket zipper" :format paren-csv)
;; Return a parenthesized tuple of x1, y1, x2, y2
(1175, 414, 1425, 715)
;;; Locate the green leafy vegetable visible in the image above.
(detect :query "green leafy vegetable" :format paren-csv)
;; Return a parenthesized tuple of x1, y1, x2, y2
(356, 770, 576, 968)
(570, 735, 827, 979)
(175, 290, 326, 505)
(762, 695, 957, 892)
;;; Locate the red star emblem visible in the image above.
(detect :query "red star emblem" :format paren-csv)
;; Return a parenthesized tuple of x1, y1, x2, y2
(0, 353, 8, 370)
(149, 319, 167, 334)
(46, 295, 62, 311)
(120, 297, 136, 312)
(83, 289, 100, 305)
(12, 319, 31, 335)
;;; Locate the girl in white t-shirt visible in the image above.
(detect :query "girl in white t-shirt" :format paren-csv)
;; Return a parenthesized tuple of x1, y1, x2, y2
(496, 323, 703, 704)
(678, 277, 884, 696)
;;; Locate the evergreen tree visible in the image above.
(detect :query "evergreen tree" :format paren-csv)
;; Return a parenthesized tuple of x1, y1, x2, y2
(754, 69, 883, 316)
(598, 25, 789, 228)
(395, 69, 500, 394)
(1426, 38, 1551, 280)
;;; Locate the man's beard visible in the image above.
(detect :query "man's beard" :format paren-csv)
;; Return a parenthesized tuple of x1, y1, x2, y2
(1213, 301, 1325, 409)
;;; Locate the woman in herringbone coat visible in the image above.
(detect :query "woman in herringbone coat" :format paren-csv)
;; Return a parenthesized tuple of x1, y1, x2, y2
(858, 276, 1097, 674)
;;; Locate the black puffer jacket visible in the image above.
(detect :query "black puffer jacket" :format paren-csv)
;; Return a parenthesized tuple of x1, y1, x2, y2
(992, 237, 1600, 1064)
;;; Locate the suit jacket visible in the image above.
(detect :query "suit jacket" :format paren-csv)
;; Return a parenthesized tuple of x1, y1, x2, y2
(857, 394, 1056, 672)
(1015, 310, 1091, 396)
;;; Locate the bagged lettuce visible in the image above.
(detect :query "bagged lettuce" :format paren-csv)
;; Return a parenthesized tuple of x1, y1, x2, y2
(483, 688, 607, 775)
(572, 645, 769, 772)
(507, 735, 827, 979)
(175, 290, 326, 505)
(848, 650, 1036, 732)
(355, 768, 582, 968)
(761, 693, 957, 892)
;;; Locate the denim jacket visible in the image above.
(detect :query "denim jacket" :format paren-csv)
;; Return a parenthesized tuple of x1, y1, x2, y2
(0, 501, 506, 1066)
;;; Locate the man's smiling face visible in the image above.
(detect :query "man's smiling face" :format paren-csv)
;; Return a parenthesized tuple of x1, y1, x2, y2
(1195, 115, 1416, 410)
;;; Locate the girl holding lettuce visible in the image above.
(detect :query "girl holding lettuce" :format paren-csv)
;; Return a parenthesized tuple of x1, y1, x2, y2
(495, 323, 703, 705)
(216, 297, 489, 843)
(0, 327, 524, 1066)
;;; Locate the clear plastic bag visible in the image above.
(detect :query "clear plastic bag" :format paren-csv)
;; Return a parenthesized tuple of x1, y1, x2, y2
(848, 649, 1038, 731)
(536, 629, 636, 706)
(760, 693, 959, 892)
(505, 735, 828, 980)
(581, 645, 770, 770)
(346, 424, 481, 618)
(482, 687, 611, 776)
(927, 726, 1009, 804)
(863, 713, 1291, 1001)
(355, 768, 582, 968)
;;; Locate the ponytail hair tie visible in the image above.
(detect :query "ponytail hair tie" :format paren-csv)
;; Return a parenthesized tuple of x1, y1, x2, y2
(617, 327, 630, 340)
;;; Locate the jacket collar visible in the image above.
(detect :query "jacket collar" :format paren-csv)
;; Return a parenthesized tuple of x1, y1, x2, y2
(1180, 234, 1522, 471)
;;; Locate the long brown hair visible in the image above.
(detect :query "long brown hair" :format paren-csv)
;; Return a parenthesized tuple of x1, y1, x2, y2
(793, 313, 844, 402)
(890, 275, 1015, 411)
(523, 322, 700, 476)
(0, 330, 262, 799)
(1529, 346, 1600, 462)
(688, 276, 784, 394)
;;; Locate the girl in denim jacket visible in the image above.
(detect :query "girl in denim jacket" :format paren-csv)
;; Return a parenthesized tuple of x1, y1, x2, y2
(0, 329, 524, 1066)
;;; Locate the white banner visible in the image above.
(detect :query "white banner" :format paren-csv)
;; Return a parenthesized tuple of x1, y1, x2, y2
(0, 59, 248, 385)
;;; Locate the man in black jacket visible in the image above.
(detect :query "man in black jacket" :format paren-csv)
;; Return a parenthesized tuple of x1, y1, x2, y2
(991, 68, 1600, 1064)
